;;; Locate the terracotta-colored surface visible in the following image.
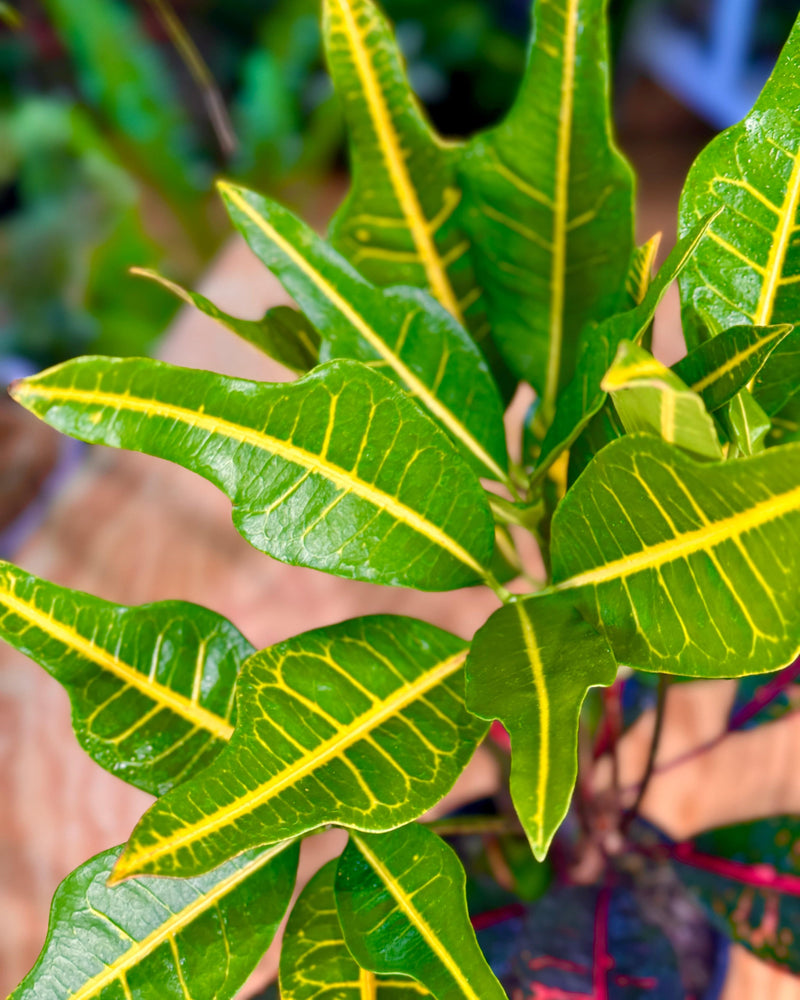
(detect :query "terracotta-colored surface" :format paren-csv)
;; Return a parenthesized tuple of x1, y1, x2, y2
(2, 86, 799, 996)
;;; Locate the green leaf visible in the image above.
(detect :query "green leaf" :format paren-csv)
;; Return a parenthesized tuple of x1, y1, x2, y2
(670, 816, 800, 973)
(534, 217, 714, 481)
(672, 323, 794, 412)
(552, 434, 800, 676)
(601, 342, 723, 461)
(619, 232, 662, 311)
(721, 389, 771, 457)
(459, 0, 635, 418)
(112, 616, 485, 880)
(323, 0, 473, 331)
(752, 326, 800, 416)
(10, 841, 299, 1000)
(280, 860, 430, 999)
(218, 182, 510, 483)
(0, 561, 252, 796)
(335, 824, 506, 1000)
(677, 15, 800, 349)
(11, 357, 495, 592)
(466, 592, 617, 859)
(132, 268, 320, 374)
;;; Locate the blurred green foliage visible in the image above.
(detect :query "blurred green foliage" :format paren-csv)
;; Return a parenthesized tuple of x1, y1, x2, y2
(0, 0, 563, 366)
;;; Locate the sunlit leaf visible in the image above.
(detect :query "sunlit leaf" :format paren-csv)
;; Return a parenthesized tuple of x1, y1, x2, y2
(678, 16, 800, 348)
(552, 434, 800, 676)
(601, 341, 723, 461)
(10, 841, 299, 1000)
(132, 268, 320, 373)
(0, 561, 251, 796)
(466, 592, 617, 858)
(336, 824, 506, 1000)
(280, 860, 430, 999)
(619, 233, 662, 311)
(112, 616, 484, 880)
(11, 357, 495, 591)
(459, 0, 634, 418)
(219, 182, 510, 482)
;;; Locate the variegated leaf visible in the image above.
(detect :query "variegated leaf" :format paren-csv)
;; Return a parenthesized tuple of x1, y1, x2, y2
(336, 824, 506, 1000)
(678, 15, 800, 348)
(0, 562, 251, 796)
(219, 182, 510, 483)
(11, 358, 496, 592)
(112, 616, 484, 880)
(10, 841, 299, 1000)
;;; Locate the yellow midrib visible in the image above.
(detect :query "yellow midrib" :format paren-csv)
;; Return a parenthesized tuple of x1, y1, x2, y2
(517, 604, 548, 849)
(690, 326, 790, 393)
(64, 844, 286, 1000)
(331, 0, 463, 323)
(221, 184, 506, 484)
(555, 482, 800, 590)
(115, 651, 467, 877)
(0, 585, 233, 741)
(16, 379, 484, 580)
(754, 149, 800, 325)
(352, 835, 484, 1000)
(359, 968, 378, 1000)
(542, 0, 580, 421)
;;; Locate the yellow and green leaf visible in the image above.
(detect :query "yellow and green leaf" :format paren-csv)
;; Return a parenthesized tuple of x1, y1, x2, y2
(678, 15, 800, 349)
(0, 561, 252, 796)
(132, 267, 320, 373)
(112, 616, 485, 880)
(552, 435, 800, 676)
(673, 323, 794, 412)
(219, 182, 510, 483)
(466, 592, 617, 859)
(10, 841, 299, 1000)
(335, 824, 506, 1000)
(601, 341, 723, 462)
(281, 860, 430, 1000)
(459, 0, 635, 419)
(323, 0, 473, 330)
(11, 357, 495, 591)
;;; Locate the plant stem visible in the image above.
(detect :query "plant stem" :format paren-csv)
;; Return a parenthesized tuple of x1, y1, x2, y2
(622, 675, 668, 831)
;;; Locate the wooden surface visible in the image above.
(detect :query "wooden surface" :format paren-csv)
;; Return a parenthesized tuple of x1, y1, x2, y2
(2, 133, 800, 995)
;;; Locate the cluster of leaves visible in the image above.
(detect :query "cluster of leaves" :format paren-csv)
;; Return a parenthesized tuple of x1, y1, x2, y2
(3, 0, 800, 996)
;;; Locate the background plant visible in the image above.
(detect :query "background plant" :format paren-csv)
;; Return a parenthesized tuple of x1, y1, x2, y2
(2, 0, 800, 997)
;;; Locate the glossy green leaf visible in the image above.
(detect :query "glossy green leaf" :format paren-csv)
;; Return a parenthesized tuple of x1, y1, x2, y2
(459, 0, 634, 418)
(552, 434, 800, 676)
(534, 217, 714, 481)
(132, 268, 320, 374)
(112, 616, 485, 880)
(601, 342, 723, 461)
(218, 182, 510, 483)
(619, 233, 662, 311)
(10, 840, 299, 1000)
(0, 561, 251, 796)
(678, 16, 800, 349)
(335, 824, 506, 1000)
(466, 592, 617, 859)
(280, 860, 430, 1000)
(671, 816, 800, 973)
(672, 323, 793, 412)
(721, 389, 771, 457)
(323, 0, 473, 330)
(752, 326, 800, 416)
(11, 357, 495, 591)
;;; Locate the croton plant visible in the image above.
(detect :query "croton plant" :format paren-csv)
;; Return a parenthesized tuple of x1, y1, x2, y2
(3, 0, 800, 997)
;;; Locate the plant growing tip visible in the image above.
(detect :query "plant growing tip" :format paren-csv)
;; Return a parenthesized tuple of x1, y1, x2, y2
(4, 1, 800, 998)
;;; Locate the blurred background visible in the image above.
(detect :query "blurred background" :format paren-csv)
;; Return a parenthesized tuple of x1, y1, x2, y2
(1, 0, 799, 995)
